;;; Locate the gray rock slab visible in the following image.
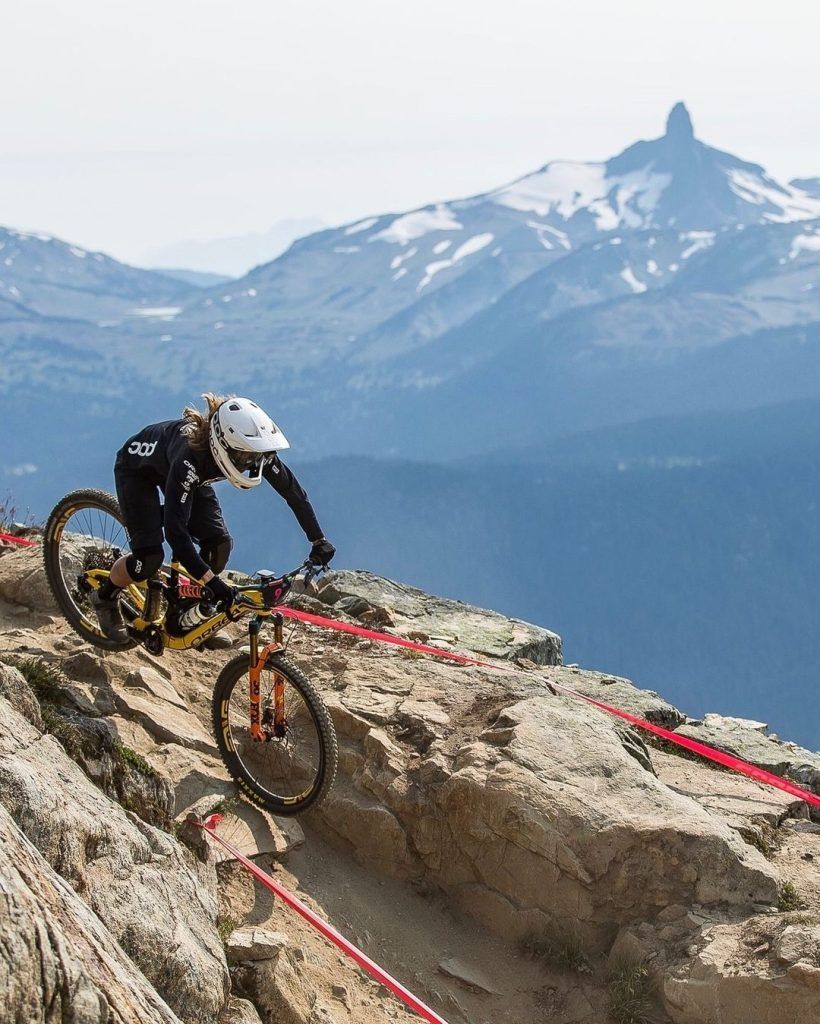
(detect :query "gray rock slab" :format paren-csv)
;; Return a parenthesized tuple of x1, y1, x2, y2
(0, 803, 182, 1024)
(676, 716, 820, 795)
(112, 683, 218, 756)
(547, 665, 685, 729)
(438, 957, 498, 994)
(318, 569, 561, 665)
(227, 928, 289, 963)
(147, 743, 231, 816)
(0, 688, 229, 1022)
(125, 665, 188, 710)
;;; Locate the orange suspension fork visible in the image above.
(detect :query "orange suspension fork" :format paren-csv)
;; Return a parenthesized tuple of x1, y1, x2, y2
(272, 612, 286, 732)
(247, 614, 284, 741)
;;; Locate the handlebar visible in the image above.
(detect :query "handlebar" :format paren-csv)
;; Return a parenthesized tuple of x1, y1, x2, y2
(229, 558, 326, 612)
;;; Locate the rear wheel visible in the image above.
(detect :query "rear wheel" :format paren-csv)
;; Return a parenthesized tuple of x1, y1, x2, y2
(212, 653, 337, 815)
(43, 488, 139, 651)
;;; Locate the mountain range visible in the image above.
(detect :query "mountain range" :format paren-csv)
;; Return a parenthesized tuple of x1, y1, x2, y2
(2, 102, 819, 465)
(143, 216, 326, 278)
(2, 102, 819, 747)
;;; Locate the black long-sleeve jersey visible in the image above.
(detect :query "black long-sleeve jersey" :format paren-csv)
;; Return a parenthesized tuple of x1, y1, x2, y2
(115, 419, 323, 579)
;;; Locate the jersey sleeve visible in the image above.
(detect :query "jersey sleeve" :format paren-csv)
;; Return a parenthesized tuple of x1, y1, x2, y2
(163, 455, 211, 579)
(262, 456, 324, 543)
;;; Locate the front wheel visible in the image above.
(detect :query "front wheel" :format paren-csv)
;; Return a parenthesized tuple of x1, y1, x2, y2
(212, 654, 337, 815)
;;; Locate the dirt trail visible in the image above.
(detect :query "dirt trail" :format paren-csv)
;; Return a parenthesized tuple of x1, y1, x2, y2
(216, 824, 585, 1024)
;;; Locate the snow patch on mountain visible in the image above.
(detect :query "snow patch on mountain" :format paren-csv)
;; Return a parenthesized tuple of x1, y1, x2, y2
(620, 266, 647, 293)
(345, 217, 378, 236)
(680, 230, 716, 259)
(127, 306, 181, 319)
(418, 233, 494, 290)
(788, 232, 820, 260)
(492, 162, 671, 231)
(528, 220, 572, 251)
(727, 170, 820, 223)
(372, 205, 463, 244)
(452, 233, 494, 261)
(390, 247, 417, 270)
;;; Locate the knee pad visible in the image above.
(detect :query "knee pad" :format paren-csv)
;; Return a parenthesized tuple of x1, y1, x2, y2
(200, 535, 233, 575)
(125, 546, 164, 581)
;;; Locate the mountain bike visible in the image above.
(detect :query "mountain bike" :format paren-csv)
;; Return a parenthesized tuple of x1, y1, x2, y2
(42, 488, 338, 815)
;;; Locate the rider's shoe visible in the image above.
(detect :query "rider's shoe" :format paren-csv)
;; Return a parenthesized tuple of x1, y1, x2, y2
(90, 590, 129, 643)
(200, 632, 233, 650)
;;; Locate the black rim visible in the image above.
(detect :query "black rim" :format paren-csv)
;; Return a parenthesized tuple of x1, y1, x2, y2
(51, 501, 133, 637)
(225, 663, 325, 807)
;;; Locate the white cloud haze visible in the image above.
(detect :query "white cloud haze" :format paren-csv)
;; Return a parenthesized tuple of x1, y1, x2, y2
(2, 0, 818, 265)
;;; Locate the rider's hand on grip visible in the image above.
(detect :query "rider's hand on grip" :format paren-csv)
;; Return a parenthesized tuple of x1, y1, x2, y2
(309, 538, 335, 567)
(204, 574, 235, 609)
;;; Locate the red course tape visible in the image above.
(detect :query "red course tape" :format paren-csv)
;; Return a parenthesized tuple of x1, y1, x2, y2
(275, 605, 820, 810)
(195, 814, 451, 1024)
(553, 684, 820, 809)
(0, 532, 36, 547)
(275, 605, 500, 668)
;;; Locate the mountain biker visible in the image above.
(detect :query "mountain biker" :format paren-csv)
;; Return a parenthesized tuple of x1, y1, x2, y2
(92, 394, 335, 646)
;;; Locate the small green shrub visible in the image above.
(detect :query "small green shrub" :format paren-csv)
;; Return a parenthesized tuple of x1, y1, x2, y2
(740, 824, 777, 859)
(2, 655, 67, 705)
(644, 734, 731, 772)
(519, 928, 590, 973)
(113, 742, 158, 779)
(39, 704, 82, 758)
(208, 793, 239, 817)
(400, 647, 425, 661)
(216, 915, 236, 946)
(778, 881, 807, 912)
(608, 960, 653, 1024)
(0, 495, 36, 533)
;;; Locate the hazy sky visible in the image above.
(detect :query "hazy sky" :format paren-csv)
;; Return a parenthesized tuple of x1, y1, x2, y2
(3, 0, 819, 265)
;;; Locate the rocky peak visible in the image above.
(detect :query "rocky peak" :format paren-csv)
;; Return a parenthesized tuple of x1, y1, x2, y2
(665, 101, 695, 143)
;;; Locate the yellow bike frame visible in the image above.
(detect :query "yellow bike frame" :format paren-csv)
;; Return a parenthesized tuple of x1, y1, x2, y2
(85, 563, 289, 742)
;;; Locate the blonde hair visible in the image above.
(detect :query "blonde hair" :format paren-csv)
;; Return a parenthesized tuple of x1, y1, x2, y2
(181, 392, 230, 451)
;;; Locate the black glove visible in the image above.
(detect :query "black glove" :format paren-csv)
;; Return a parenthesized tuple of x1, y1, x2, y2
(309, 538, 336, 567)
(204, 575, 235, 608)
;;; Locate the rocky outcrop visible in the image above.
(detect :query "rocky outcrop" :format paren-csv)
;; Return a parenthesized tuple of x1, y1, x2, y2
(549, 664, 686, 729)
(1, 541, 818, 1024)
(609, 912, 820, 1024)
(0, 802, 182, 1024)
(0, 541, 58, 611)
(677, 713, 820, 802)
(0, 666, 229, 1023)
(316, 658, 779, 953)
(315, 569, 563, 665)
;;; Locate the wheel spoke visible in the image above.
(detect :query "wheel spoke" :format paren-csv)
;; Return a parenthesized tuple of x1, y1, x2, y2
(53, 499, 135, 634)
(226, 666, 323, 804)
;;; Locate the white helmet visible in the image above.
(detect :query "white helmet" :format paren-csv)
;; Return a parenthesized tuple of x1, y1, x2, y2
(209, 397, 290, 489)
